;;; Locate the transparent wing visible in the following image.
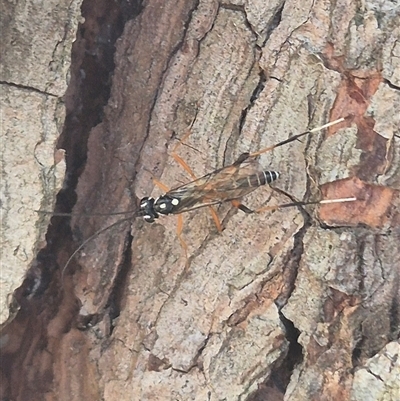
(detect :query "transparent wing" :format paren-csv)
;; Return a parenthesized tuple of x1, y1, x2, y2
(166, 156, 267, 214)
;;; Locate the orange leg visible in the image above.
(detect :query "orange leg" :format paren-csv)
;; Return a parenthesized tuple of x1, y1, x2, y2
(230, 199, 253, 214)
(169, 150, 222, 231)
(152, 177, 170, 193)
(207, 205, 223, 232)
(170, 119, 199, 180)
(170, 123, 223, 232)
(151, 178, 190, 265)
(171, 152, 197, 180)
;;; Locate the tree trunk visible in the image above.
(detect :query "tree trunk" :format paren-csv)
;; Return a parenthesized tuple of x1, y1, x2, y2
(1, 1, 399, 400)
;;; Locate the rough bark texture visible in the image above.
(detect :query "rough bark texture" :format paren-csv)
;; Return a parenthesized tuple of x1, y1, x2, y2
(0, 0, 76, 324)
(1, 0, 400, 401)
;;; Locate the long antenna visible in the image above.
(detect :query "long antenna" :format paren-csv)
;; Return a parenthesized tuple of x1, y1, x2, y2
(250, 117, 345, 157)
(248, 117, 356, 211)
(60, 215, 136, 279)
(57, 116, 351, 277)
(37, 210, 137, 217)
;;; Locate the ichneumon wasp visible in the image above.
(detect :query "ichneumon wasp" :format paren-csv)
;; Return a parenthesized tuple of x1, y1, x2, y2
(59, 117, 356, 274)
(138, 152, 279, 222)
(136, 117, 355, 224)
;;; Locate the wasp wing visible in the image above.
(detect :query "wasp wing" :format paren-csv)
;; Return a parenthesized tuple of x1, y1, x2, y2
(166, 156, 269, 214)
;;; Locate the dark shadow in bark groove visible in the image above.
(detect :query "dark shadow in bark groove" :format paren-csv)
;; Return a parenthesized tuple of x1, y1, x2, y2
(246, 313, 303, 401)
(1, 1, 142, 400)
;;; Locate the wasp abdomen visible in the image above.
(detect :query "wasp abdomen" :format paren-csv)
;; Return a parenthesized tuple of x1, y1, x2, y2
(237, 171, 279, 188)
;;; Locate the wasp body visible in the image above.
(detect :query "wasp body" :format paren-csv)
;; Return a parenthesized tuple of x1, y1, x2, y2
(138, 152, 279, 223)
(59, 118, 354, 274)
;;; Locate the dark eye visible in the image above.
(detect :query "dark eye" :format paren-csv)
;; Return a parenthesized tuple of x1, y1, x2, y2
(140, 197, 151, 208)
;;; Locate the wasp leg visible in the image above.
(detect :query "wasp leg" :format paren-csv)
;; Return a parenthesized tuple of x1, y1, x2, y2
(152, 177, 170, 192)
(238, 204, 254, 214)
(170, 128, 223, 232)
(171, 119, 198, 180)
(170, 150, 223, 231)
(171, 152, 197, 180)
(208, 205, 223, 232)
(231, 199, 254, 214)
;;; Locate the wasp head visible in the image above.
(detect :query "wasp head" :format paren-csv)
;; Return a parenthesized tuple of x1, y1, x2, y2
(139, 197, 158, 222)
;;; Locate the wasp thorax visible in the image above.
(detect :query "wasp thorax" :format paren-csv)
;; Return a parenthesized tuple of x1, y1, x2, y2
(139, 195, 180, 223)
(153, 195, 180, 215)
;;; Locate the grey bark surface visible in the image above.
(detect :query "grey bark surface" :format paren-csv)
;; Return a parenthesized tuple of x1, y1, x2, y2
(0, 0, 77, 322)
(1, 0, 399, 400)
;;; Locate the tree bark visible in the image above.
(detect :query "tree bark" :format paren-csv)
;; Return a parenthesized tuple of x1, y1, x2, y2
(1, 0, 399, 400)
(0, 0, 76, 323)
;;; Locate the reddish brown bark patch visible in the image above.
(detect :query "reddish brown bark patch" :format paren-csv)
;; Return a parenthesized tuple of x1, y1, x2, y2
(354, 117, 390, 180)
(323, 44, 382, 119)
(322, 47, 390, 180)
(322, 288, 358, 324)
(330, 75, 380, 126)
(319, 177, 399, 228)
